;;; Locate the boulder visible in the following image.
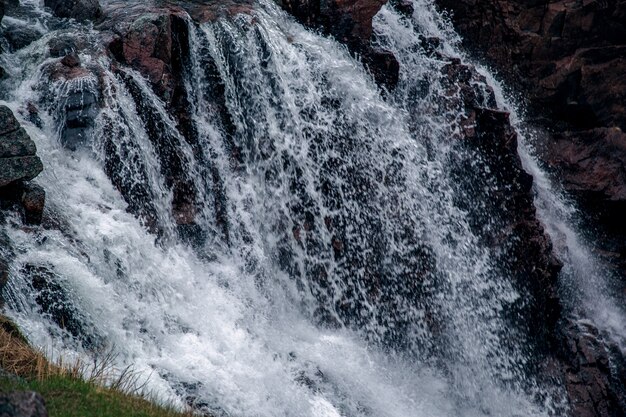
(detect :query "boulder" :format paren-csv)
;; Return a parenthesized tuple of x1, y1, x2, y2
(0, 128, 37, 158)
(0, 157, 43, 187)
(2, 22, 42, 51)
(0, 106, 42, 187)
(0, 392, 48, 417)
(20, 182, 45, 225)
(0, 106, 20, 136)
(44, 0, 102, 22)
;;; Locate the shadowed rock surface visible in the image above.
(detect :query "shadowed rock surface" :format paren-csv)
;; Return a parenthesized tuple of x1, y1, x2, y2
(0, 391, 48, 417)
(434, 1, 626, 416)
(436, 0, 626, 279)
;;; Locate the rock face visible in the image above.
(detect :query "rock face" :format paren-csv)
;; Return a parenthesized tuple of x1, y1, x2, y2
(556, 319, 626, 417)
(0, 107, 43, 188)
(0, 392, 48, 417)
(441, 58, 562, 351)
(0, 106, 45, 229)
(436, 0, 626, 277)
(434, 1, 626, 415)
(44, 0, 102, 22)
(280, 0, 400, 88)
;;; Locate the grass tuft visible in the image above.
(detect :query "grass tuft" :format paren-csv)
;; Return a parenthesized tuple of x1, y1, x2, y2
(0, 315, 196, 417)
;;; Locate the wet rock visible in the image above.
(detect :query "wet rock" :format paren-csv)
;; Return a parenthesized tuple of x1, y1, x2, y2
(0, 128, 37, 158)
(20, 182, 45, 225)
(0, 156, 43, 187)
(0, 106, 21, 136)
(60, 90, 99, 151)
(437, 1, 626, 415)
(60, 53, 80, 68)
(24, 264, 101, 349)
(48, 36, 83, 57)
(280, 0, 399, 89)
(362, 47, 400, 89)
(0, 106, 43, 187)
(107, 12, 182, 104)
(0, 391, 48, 417)
(389, 0, 414, 17)
(555, 319, 626, 417)
(547, 128, 626, 207)
(2, 22, 42, 51)
(44, 0, 102, 22)
(436, 0, 626, 279)
(282, 0, 386, 44)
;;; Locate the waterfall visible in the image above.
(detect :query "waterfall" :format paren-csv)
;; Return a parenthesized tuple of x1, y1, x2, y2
(3, 0, 619, 415)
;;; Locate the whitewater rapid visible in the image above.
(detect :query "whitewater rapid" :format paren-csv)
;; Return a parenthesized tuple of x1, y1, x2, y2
(2, 0, 619, 416)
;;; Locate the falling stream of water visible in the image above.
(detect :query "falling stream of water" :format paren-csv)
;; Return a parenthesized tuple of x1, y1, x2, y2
(0, 0, 622, 416)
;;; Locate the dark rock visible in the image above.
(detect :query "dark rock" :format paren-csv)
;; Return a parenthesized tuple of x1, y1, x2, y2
(44, 0, 102, 22)
(282, 0, 386, 44)
(3, 23, 42, 51)
(0, 128, 37, 158)
(0, 157, 43, 188)
(389, 0, 414, 17)
(0, 316, 28, 344)
(0, 106, 21, 136)
(60, 53, 80, 68)
(362, 47, 400, 89)
(554, 319, 626, 417)
(0, 392, 48, 417)
(48, 36, 81, 57)
(435, 1, 626, 415)
(24, 264, 101, 349)
(20, 183, 45, 225)
(280, 0, 399, 89)
(59, 90, 99, 151)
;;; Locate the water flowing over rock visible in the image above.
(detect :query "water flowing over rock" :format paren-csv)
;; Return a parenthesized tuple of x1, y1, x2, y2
(0, 1, 624, 416)
(280, 0, 400, 88)
(436, 0, 626, 278)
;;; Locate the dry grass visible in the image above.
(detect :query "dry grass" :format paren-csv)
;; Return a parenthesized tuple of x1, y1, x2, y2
(0, 315, 196, 417)
(0, 315, 66, 380)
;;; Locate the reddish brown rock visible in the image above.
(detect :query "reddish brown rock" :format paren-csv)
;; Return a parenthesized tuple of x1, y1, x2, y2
(435, 1, 626, 415)
(280, 0, 399, 89)
(21, 182, 45, 225)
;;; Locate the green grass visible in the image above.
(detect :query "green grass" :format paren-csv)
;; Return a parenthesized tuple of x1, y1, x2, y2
(0, 375, 191, 417)
(0, 315, 193, 417)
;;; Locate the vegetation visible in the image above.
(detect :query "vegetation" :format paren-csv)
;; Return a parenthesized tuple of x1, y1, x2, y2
(0, 316, 192, 417)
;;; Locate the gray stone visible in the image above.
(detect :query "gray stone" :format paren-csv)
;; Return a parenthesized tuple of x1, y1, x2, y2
(0, 156, 43, 187)
(0, 391, 48, 417)
(0, 106, 20, 136)
(0, 128, 37, 158)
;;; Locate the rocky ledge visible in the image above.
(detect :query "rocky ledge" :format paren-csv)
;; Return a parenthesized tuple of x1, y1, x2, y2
(436, 0, 626, 281)
(435, 1, 626, 416)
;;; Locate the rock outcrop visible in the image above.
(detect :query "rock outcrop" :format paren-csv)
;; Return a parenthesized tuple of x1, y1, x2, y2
(280, 0, 400, 88)
(0, 107, 43, 189)
(0, 106, 45, 300)
(434, 1, 626, 415)
(436, 0, 626, 279)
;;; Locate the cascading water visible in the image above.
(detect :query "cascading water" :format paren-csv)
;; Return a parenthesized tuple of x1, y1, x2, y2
(2, 0, 621, 415)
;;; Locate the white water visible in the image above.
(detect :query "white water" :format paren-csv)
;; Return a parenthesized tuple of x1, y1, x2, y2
(3, 0, 618, 415)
